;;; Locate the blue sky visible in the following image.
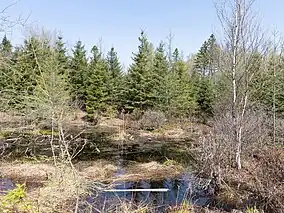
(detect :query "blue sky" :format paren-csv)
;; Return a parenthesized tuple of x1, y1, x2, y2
(0, 0, 284, 68)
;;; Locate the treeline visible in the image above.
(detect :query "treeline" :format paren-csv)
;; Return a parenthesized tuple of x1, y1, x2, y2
(1, 31, 284, 123)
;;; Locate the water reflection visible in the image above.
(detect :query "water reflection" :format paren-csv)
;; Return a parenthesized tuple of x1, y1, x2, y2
(85, 173, 213, 212)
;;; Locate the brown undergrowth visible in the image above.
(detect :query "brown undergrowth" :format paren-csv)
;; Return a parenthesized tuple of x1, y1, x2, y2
(215, 147, 284, 213)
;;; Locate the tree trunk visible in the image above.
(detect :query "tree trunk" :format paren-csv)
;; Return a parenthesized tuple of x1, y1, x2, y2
(232, 0, 241, 169)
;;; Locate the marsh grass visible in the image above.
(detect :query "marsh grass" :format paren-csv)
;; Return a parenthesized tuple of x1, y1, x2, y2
(29, 163, 89, 213)
(0, 161, 90, 213)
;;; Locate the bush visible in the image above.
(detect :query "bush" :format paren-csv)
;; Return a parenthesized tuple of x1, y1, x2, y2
(139, 110, 166, 131)
(129, 108, 144, 121)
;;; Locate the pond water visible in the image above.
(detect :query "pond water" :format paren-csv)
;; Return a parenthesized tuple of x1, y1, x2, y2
(81, 150, 214, 213)
(84, 173, 213, 212)
(0, 178, 15, 195)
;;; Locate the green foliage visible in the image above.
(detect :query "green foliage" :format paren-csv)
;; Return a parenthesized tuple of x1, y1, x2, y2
(55, 35, 69, 73)
(0, 35, 13, 108)
(194, 75, 214, 122)
(38, 129, 59, 136)
(86, 45, 109, 114)
(168, 201, 194, 213)
(151, 42, 169, 110)
(124, 31, 154, 111)
(246, 206, 264, 213)
(0, 184, 37, 213)
(172, 48, 180, 64)
(106, 47, 123, 108)
(69, 40, 88, 107)
(0, 35, 12, 56)
(194, 34, 218, 77)
(1, 36, 52, 111)
(23, 42, 71, 123)
(3, 29, 284, 126)
(252, 54, 284, 116)
(167, 52, 197, 117)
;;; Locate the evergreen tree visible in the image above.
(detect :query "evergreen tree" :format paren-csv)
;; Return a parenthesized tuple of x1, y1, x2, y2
(151, 42, 169, 109)
(0, 35, 12, 90)
(0, 35, 12, 57)
(168, 55, 197, 117)
(124, 31, 154, 111)
(252, 53, 284, 115)
(0, 35, 13, 111)
(172, 48, 180, 64)
(16, 37, 50, 93)
(85, 45, 109, 114)
(69, 40, 88, 108)
(195, 76, 214, 123)
(55, 35, 68, 72)
(194, 34, 218, 77)
(106, 47, 123, 108)
(3, 36, 52, 110)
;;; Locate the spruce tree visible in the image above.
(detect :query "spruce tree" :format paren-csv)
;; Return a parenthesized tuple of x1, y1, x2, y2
(0, 35, 12, 89)
(24, 43, 71, 123)
(172, 48, 180, 64)
(106, 47, 123, 108)
(69, 40, 88, 108)
(85, 45, 109, 114)
(124, 31, 153, 111)
(0, 35, 12, 57)
(151, 42, 169, 110)
(0, 35, 13, 110)
(194, 34, 218, 77)
(55, 35, 69, 72)
(3, 36, 52, 110)
(195, 76, 214, 123)
(168, 51, 197, 117)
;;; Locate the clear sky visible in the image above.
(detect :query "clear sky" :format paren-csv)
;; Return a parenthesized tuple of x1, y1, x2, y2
(0, 0, 284, 68)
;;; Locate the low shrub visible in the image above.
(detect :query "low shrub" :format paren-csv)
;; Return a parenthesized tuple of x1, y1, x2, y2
(0, 184, 37, 213)
(139, 110, 167, 131)
(246, 206, 264, 213)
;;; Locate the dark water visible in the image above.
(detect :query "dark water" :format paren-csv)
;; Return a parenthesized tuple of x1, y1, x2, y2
(84, 173, 213, 212)
(81, 154, 214, 213)
(0, 178, 15, 195)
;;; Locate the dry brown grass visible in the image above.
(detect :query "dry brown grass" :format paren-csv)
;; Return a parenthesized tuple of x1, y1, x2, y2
(0, 162, 56, 188)
(0, 112, 22, 124)
(139, 127, 186, 140)
(114, 161, 183, 182)
(0, 161, 89, 213)
(216, 147, 284, 212)
(29, 164, 88, 213)
(112, 201, 149, 213)
(75, 160, 118, 181)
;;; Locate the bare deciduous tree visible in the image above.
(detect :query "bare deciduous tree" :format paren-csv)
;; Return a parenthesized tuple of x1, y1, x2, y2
(215, 0, 266, 169)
